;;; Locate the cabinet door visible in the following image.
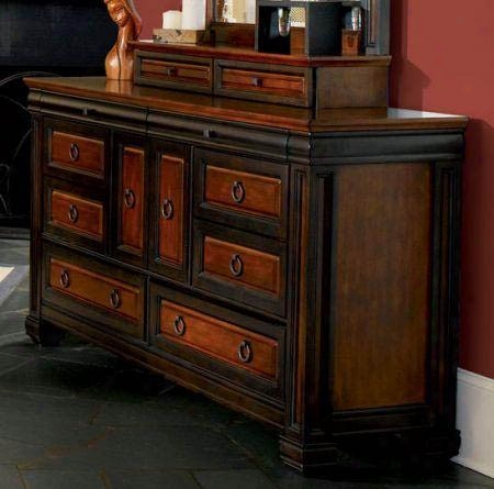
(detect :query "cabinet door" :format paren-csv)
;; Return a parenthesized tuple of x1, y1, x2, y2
(113, 133, 147, 267)
(149, 139, 190, 282)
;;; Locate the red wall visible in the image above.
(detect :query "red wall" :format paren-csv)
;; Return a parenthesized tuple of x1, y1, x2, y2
(390, 0, 494, 379)
(135, 0, 180, 39)
(135, 0, 494, 379)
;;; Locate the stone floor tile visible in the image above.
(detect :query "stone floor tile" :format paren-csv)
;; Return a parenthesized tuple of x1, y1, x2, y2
(194, 468, 278, 489)
(0, 357, 116, 399)
(0, 438, 47, 466)
(105, 469, 201, 488)
(20, 469, 105, 489)
(0, 465, 24, 489)
(0, 351, 33, 373)
(0, 394, 104, 446)
(0, 311, 30, 337)
(23, 424, 254, 472)
(219, 417, 281, 469)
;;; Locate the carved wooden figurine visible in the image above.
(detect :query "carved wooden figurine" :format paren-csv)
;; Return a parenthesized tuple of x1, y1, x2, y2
(104, 0, 142, 80)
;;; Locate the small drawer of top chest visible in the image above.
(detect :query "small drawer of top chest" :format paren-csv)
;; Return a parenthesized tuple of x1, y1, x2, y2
(214, 59, 312, 107)
(134, 50, 213, 94)
(44, 119, 110, 184)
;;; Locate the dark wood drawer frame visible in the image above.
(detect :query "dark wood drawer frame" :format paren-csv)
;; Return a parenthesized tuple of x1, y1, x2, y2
(42, 245, 146, 340)
(149, 282, 285, 401)
(192, 221, 287, 317)
(44, 177, 109, 254)
(193, 148, 289, 240)
(44, 118, 111, 186)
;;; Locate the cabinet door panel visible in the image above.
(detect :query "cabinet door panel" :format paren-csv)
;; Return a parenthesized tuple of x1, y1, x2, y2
(121, 147, 145, 253)
(158, 154, 185, 265)
(149, 140, 190, 282)
(113, 134, 147, 267)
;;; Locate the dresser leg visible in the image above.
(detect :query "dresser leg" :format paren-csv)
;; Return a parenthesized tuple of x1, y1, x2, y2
(25, 314, 65, 346)
(279, 433, 339, 474)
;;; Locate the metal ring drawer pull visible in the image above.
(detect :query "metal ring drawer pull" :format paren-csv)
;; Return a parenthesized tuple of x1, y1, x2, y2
(173, 316, 186, 336)
(59, 269, 70, 289)
(237, 340, 253, 363)
(69, 143, 80, 162)
(203, 129, 216, 139)
(161, 198, 174, 220)
(109, 289, 121, 309)
(231, 181, 245, 204)
(68, 204, 79, 223)
(251, 77, 262, 87)
(165, 67, 178, 76)
(124, 188, 136, 209)
(229, 254, 244, 277)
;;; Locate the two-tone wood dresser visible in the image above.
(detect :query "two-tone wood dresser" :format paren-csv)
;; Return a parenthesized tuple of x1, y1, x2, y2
(24, 46, 468, 473)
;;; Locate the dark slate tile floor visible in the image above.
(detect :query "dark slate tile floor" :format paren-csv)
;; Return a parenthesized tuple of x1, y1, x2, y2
(0, 236, 494, 488)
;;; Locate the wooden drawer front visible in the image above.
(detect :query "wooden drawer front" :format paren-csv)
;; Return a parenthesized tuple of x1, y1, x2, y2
(119, 146, 145, 255)
(135, 51, 213, 92)
(194, 149, 288, 239)
(141, 58, 212, 87)
(50, 131, 105, 178)
(49, 189, 103, 242)
(215, 61, 311, 106)
(205, 166, 282, 220)
(158, 154, 185, 266)
(160, 300, 278, 380)
(203, 236, 281, 297)
(48, 258, 141, 322)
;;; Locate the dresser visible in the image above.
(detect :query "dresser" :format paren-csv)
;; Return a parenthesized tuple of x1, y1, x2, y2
(24, 49, 467, 472)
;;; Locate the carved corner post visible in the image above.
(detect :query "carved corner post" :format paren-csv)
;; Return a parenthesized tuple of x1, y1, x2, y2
(280, 161, 338, 473)
(24, 95, 66, 347)
(24, 108, 43, 344)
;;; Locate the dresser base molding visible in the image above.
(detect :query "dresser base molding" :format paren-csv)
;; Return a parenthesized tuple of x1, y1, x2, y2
(280, 428, 461, 475)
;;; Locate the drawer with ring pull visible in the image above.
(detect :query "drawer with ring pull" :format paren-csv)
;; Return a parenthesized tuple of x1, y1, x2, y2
(42, 245, 145, 339)
(44, 177, 108, 252)
(193, 221, 286, 317)
(193, 148, 288, 239)
(44, 119, 111, 184)
(149, 283, 285, 398)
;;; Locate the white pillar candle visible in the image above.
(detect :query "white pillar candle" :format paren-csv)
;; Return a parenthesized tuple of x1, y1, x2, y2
(162, 10, 182, 30)
(181, 0, 206, 30)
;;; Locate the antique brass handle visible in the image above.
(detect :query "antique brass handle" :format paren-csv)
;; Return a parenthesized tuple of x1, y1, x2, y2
(173, 316, 186, 336)
(59, 269, 70, 289)
(110, 289, 121, 309)
(124, 188, 136, 209)
(161, 198, 174, 220)
(229, 254, 244, 278)
(165, 67, 178, 77)
(231, 181, 245, 204)
(68, 204, 79, 223)
(237, 340, 252, 363)
(69, 143, 80, 162)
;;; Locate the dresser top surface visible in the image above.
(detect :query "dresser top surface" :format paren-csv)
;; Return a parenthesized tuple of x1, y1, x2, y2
(24, 76, 468, 133)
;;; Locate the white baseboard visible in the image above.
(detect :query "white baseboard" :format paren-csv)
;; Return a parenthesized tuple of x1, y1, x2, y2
(453, 368, 494, 479)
